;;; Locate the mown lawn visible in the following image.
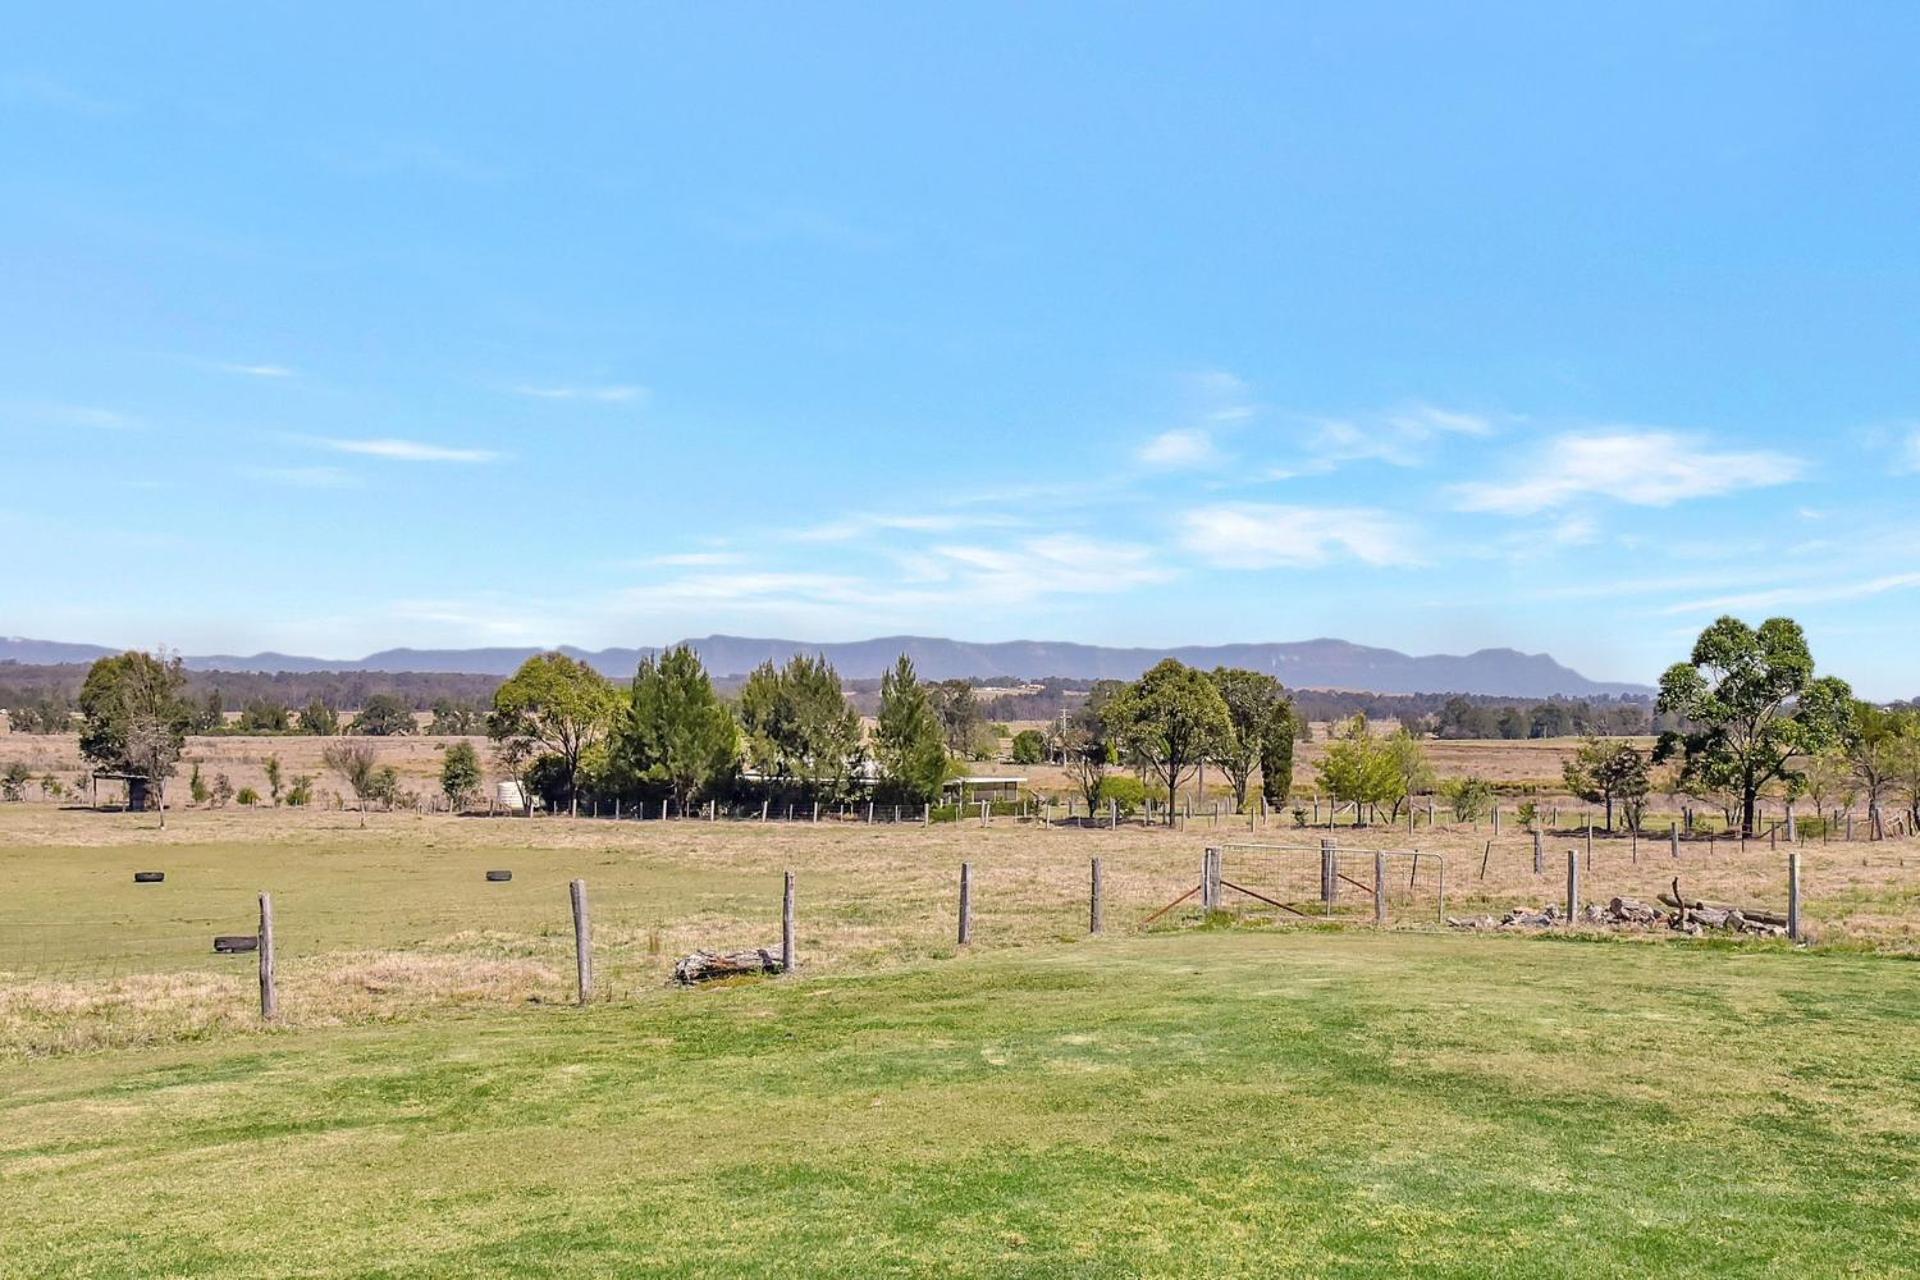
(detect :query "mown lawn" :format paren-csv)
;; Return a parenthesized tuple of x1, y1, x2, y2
(2, 930, 1916, 1278)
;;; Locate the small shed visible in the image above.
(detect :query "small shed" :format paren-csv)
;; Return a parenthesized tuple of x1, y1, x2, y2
(943, 775, 1028, 801)
(91, 772, 152, 811)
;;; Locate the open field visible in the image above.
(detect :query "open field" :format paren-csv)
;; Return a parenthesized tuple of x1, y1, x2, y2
(0, 730, 1625, 812)
(2, 930, 1917, 1278)
(4, 805, 1918, 1059)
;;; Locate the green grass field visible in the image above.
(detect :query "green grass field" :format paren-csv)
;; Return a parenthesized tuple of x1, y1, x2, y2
(4, 929, 1917, 1278)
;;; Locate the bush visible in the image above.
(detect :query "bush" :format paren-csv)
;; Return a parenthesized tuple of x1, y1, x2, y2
(1443, 774, 1495, 823)
(0, 761, 31, 802)
(1096, 774, 1148, 817)
(236, 786, 261, 806)
(285, 774, 315, 806)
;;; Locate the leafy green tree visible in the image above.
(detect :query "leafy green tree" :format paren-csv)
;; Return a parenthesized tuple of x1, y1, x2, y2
(78, 651, 192, 827)
(264, 754, 284, 805)
(1206, 668, 1293, 813)
(1050, 682, 1122, 815)
(873, 656, 950, 804)
(929, 681, 985, 756)
(1315, 715, 1399, 820)
(1383, 728, 1436, 822)
(1107, 659, 1232, 824)
(321, 740, 383, 826)
(1800, 747, 1854, 834)
(487, 653, 617, 816)
(1444, 774, 1496, 823)
(189, 762, 209, 805)
(1845, 702, 1905, 837)
(1260, 715, 1296, 809)
(0, 761, 30, 802)
(8, 693, 74, 734)
(238, 699, 291, 733)
(427, 698, 486, 735)
(297, 697, 341, 736)
(351, 693, 418, 737)
(1655, 617, 1853, 836)
(1096, 773, 1148, 818)
(439, 740, 483, 812)
(1562, 735, 1651, 831)
(188, 688, 225, 734)
(1009, 728, 1046, 766)
(614, 645, 739, 812)
(285, 774, 315, 807)
(735, 655, 864, 802)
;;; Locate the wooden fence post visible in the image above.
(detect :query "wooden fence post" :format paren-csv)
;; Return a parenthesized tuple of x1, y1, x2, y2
(1320, 837, 1336, 906)
(1374, 851, 1387, 925)
(570, 878, 592, 1005)
(258, 891, 277, 1021)
(1532, 829, 1543, 875)
(958, 863, 973, 945)
(1565, 849, 1579, 921)
(782, 870, 797, 974)
(1670, 821, 1679, 858)
(1090, 857, 1104, 934)
(1787, 852, 1801, 942)
(1492, 804, 1500, 837)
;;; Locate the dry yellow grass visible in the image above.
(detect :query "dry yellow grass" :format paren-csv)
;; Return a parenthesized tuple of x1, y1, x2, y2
(3, 799, 1916, 1059)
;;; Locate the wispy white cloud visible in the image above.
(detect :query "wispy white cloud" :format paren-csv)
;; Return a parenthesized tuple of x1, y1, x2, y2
(790, 511, 1022, 543)
(647, 551, 744, 567)
(1452, 430, 1803, 515)
(1895, 426, 1920, 475)
(630, 535, 1168, 621)
(241, 465, 358, 489)
(1187, 369, 1257, 423)
(1295, 402, 1495, 470)
(1179, 503, 1422, 569)
(42, 404, 140, 430)
(304, 436, 501, 463)
(1137, 428, 1219, 469)
(222, 363, 296, 378)
(513, 384, 648, 404)
(1661, 571, 1920, 616)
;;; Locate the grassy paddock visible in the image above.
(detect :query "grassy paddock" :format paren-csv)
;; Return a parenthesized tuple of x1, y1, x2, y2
(3, 805, 1918, 1057)
(1, 930, 1916, 1277)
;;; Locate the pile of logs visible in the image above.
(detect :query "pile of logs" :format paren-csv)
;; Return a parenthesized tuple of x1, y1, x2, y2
(1658, 880, 1790, 938)
(1448, 880, 1790, 939)
(671, 947, 785, 984)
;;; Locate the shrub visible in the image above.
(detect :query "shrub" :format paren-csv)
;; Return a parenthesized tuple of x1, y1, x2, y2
(1443, 774, 1495, 823)
(285, 774, 315, 806)
(189, 762, 209, 805)
(1096, 774, 1148, 817)
(0, 761, 31, 802)
(211, 773, 235, 808)
(236, 786, 261, 806)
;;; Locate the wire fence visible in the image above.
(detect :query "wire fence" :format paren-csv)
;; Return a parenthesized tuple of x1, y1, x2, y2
(3, 820, 1917, 1058)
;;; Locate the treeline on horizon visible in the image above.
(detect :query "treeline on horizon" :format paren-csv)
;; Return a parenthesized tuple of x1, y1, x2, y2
(5, 659, 1911, 741)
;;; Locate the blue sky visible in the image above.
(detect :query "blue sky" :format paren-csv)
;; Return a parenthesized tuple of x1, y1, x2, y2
(4, 3, 1919, 695)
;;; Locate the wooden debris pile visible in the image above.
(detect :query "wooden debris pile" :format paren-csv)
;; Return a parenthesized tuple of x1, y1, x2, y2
(672, 947, 785, 984)
(1448, 880, 1791, 939)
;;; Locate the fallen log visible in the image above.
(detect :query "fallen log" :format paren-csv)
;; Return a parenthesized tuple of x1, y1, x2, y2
(672, 947, 784, 984)
(1657, 893, 1787, 928)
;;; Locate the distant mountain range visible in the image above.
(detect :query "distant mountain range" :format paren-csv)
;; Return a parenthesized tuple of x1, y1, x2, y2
(0, 634, 1650, 697)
